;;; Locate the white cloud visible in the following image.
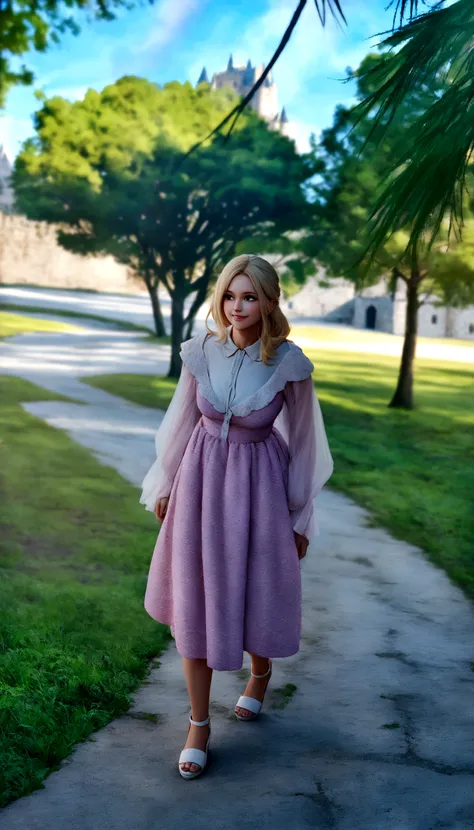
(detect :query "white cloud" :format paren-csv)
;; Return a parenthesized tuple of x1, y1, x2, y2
(284, 119, 317, 154)
(0, 114, 34, 161)
(35, 55, 115, 101)
(45, 85, 90, 100)
(139, 0, 205, 54)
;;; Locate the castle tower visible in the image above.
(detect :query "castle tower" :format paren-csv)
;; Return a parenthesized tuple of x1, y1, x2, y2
(197, 57, 291, 138)
(0, 145, 14, 212)
(197, 67, 209, 84)
(254, 68, 279, 122)
(278, 106, 292, 139)
(243, 59, 254, 87)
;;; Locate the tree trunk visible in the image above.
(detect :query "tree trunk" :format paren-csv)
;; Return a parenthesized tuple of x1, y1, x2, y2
(184, 275, 210, 340)
(168, 288, 185, 379)
(445, 305, 455, 338)
(144, 278, 166, 337)
(389, 275, 419, 410)
(184, 315, 195, 341)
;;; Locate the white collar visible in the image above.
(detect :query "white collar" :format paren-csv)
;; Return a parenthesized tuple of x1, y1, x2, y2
(222, 326, 262, 362)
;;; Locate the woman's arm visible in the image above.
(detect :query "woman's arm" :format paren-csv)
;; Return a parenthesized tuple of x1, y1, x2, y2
(140, 364, 200, 512)
(281, 375, 334, 542)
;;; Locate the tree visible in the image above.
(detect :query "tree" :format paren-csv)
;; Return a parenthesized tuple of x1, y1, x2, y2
(234, 232, 316, 300)
(353, 0, 474, 255)
(13, 77, 310, 377)
(305, 53, 474, 409)
(0, 0, 151, 106)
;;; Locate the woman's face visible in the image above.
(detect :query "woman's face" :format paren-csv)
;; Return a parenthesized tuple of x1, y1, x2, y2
(223, 274, 263, 333)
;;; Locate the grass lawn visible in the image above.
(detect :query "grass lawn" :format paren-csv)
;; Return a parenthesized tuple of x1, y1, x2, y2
(0, 310, 82, 339)
(0, 303, 170, 341)
(0, 376, 169, 807)
(292, 324, 474, 349)
(84, 373, 179, 410)
(84, 349, 474, 597)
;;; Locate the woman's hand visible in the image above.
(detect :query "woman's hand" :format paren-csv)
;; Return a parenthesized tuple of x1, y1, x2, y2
(294, 532, 309, 560)
(154, 497, 169, 523)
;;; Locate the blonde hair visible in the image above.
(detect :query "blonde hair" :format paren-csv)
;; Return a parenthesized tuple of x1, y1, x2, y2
(205, 254, 291, 365)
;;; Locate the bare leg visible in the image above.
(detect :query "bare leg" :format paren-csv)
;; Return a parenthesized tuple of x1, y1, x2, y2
(180, 657, 213, 774)
(235, 652, 271, 719)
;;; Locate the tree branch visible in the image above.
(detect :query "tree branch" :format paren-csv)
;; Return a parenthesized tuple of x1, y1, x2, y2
(392, 266, 408, 283)
(418, 278, 437, 307)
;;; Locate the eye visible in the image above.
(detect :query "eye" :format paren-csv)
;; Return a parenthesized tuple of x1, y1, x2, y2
(223, 292, 257, 302)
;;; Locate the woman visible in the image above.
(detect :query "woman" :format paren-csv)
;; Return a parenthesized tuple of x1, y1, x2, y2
(140, 254, 333, 779)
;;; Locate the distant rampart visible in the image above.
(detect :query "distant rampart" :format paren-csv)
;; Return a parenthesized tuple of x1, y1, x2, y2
(0, 213, 140, 293)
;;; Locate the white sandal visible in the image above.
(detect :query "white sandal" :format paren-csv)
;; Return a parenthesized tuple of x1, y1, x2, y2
(234, 660, 273, 721)
(178, 715, 211, 780)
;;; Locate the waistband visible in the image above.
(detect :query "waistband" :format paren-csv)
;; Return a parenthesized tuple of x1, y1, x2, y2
(201, 415, 273, 444)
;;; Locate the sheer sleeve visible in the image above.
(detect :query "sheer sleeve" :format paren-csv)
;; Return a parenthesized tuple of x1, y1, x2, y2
(275, 376, 334, 541)
(139, 364, 200, 512)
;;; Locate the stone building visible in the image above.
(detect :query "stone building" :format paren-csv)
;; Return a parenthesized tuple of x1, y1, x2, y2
(352, 279, 474, 340)
(197, 55, 292, 138)
(282, 273, 474, 340)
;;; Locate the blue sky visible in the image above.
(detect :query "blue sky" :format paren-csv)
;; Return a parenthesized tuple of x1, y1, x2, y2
(0, 0, 396, 160)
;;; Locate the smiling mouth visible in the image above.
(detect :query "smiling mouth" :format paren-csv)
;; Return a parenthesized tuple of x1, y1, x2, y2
(233, 314, 246, 319)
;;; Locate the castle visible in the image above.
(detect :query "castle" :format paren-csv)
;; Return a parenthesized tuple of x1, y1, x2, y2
(197, 55, 291, 138)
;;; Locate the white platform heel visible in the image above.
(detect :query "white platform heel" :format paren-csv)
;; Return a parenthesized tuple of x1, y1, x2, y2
(178, 715, 211, 779)
(234, 659, 273, 720)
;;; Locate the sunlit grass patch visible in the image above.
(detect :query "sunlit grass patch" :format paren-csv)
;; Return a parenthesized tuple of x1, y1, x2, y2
(291, 323, 474, 349)
(0, 303, 170, 340)
(0, 310, 82, 338)
(83, 373, 179, 409)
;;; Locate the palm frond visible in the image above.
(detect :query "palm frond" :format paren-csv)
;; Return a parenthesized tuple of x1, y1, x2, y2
(355, 0, 474, 257)
(356, 1, 469, 136)
(313, 0, 346, 26)
(388, 0, 443, 28)
(367, 58, 474, 254)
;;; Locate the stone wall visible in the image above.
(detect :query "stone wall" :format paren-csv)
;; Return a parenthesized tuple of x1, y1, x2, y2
(0, 213, 141, 294)
(282, 273, 355, 319)
(446, 306, 474, 340)
(394, 289, 474, 340)
(417, 301, 447, 339)
(360, 278, 391, 299)
(353, 296, 394, 333)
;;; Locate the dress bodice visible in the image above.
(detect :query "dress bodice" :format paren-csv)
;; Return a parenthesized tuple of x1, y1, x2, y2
(197, 387, 285, 444)
(140, 326, 334, 544)
(181, 328, 314, 440)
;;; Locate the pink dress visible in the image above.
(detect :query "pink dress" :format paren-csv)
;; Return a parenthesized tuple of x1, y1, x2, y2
(140, 330, 333, 671)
